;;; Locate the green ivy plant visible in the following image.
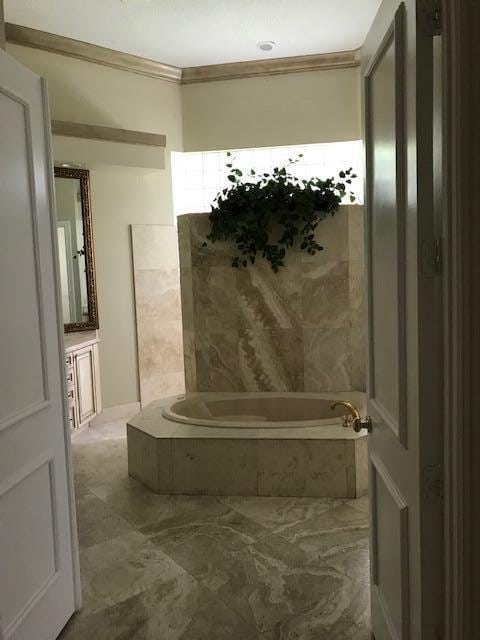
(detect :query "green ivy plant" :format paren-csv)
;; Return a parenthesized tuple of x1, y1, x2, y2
(203, 153, 357, 272)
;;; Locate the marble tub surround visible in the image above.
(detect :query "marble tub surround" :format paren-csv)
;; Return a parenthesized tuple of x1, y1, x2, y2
(127, 392, 368, 498)
(131, 225, 185, 406)
(61, 421, 370, 640)
(177, 206, 366, 393)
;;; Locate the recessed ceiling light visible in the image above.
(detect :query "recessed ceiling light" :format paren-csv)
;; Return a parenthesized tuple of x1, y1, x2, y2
(257, 41, 276, 52)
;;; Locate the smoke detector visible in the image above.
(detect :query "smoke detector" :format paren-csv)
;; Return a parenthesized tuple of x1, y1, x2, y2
(257, 41, 276, 52)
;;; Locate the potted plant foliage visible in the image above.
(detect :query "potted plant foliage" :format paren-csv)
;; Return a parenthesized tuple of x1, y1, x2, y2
(203, 153, 357, 272)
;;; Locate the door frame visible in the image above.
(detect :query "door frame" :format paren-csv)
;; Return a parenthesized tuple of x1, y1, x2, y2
(41, 78, 82, 613)
(442, 0, 480, 637)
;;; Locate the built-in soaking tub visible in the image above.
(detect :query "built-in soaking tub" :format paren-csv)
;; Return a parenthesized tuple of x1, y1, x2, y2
(127, 392, 367, 498)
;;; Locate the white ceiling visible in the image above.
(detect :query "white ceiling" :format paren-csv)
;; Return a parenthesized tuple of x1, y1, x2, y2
(5, 0, 381, 68)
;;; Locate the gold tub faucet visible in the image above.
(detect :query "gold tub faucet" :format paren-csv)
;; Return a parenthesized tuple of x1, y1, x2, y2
(330, 400, 372, 433)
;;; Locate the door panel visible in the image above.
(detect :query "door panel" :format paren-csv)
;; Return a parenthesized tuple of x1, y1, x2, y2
(370, 456, 409, 639)
(0, 50, 79, 639)
(366, 5, 407, 447)
(0, 88, 47, 427)
(0, 457, 58, 633)
(362, 1, 443, 639)
(75, 347, 96, 425)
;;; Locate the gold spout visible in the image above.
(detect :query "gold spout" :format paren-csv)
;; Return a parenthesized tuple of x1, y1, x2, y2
(330, 400, 372, 433)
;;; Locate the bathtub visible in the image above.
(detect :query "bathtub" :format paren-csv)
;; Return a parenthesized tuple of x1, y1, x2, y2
(127, 391, 367, 498)
(163, 392, 365, 429)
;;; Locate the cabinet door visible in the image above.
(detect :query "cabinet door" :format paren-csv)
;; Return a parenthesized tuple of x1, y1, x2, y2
(74, 346, 97, 426)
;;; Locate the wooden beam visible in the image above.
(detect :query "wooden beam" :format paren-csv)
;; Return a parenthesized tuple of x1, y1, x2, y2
(182, 50, 360, 84)
(5, 23, 182, 83)
(51, 120, 166, 148)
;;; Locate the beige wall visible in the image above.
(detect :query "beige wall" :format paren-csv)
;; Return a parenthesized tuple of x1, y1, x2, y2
(7, 43, 183, 408)
(182, 67, 361, 151)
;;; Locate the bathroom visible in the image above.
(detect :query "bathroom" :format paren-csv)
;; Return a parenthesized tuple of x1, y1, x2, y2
(2, 1, 416, 638)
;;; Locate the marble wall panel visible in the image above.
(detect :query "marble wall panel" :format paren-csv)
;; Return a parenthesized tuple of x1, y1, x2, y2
(178, 206, 366, 393)
(257, 439, 348, 497)
(348, 207, 366, 391)
(131, 225, 185, 406)
(172, 439, 258, 495)
(239, 328, 304, 392)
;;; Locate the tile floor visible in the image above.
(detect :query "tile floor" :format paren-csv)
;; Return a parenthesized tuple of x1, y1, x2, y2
(60, 421, 371, 639)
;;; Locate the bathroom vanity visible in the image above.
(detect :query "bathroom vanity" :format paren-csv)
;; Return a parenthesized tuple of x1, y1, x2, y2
(64, 331, 102, 431)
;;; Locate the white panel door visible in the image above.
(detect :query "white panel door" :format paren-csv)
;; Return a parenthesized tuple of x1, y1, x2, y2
(0, 50, 79, 639)
(362, 1, 443, 639)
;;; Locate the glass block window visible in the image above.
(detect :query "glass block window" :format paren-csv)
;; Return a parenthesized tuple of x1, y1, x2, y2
(171, 140, 364, 218)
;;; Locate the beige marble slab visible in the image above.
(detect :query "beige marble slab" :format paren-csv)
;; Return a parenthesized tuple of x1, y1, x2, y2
(178, 207, 366, 395)
(131, 225, 186, 406)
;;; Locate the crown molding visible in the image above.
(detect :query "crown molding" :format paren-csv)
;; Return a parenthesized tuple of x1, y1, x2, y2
(182, 49, 360, 84)
(51, 120, 166, 147)
(6, 22, 360, 85)
(5, 23, 182, 83)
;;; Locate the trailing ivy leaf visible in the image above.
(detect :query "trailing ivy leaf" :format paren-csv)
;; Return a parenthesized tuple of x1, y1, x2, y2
(204, 154, 356, 272)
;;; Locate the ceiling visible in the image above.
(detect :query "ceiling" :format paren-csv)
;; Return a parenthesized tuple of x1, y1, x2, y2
(5, 0, 381, 68)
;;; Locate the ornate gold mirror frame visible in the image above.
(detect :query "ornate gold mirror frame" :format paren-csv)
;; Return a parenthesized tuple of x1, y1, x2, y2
(54, 166, 99, 332)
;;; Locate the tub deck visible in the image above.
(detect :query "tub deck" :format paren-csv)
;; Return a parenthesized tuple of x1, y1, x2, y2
(127, 392, 368, 498)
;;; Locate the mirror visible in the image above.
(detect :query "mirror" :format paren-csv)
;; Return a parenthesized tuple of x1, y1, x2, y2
(54, 167, 98, 332)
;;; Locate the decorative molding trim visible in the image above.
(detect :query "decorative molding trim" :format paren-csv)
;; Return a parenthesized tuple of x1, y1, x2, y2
(182, 49, 360, 84)
(5, 23, 182, 83)
(5, 22, 360, 84)
(51, 120, 166, 148)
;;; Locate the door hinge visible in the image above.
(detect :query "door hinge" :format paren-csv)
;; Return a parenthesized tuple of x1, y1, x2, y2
(421, 238, 442, 277)
(423, 465, 443, 499)
(422, 0, 442, 36)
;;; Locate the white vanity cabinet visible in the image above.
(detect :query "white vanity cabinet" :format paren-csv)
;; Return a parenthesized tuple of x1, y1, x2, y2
(64, 332, 102, 431)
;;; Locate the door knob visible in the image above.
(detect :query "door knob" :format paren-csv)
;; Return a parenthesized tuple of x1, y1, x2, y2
(330, 401, 372, 433)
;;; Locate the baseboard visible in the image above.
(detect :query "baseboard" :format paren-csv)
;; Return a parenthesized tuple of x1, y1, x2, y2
(91, 402, 141, 426)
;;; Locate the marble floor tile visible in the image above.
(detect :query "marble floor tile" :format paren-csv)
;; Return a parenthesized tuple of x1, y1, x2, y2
(327, 544, 370, 587)
(90, 421, 128, 440)
(79, 530, 186, 616)
(272, 576, 371, 640)
(90, 483, 176, 528)
(67, 420, 371, 639)
(150, 526, 364, 637)
(75, 491, 133, 549)
(277, 503, 369, 554)
(347, 494, 370, 515)
(73, 440, 130, 489)
(60, 573, 258, 640)
(141, 500, 271, 551)
(221, 496, 345, 534)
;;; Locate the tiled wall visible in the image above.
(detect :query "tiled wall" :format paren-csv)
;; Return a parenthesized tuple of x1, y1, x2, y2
(131, 225, 185, 406)
(178, 206, 366, 393)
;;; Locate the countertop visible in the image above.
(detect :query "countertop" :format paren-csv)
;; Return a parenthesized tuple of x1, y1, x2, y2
(64, 330, 100, 353)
